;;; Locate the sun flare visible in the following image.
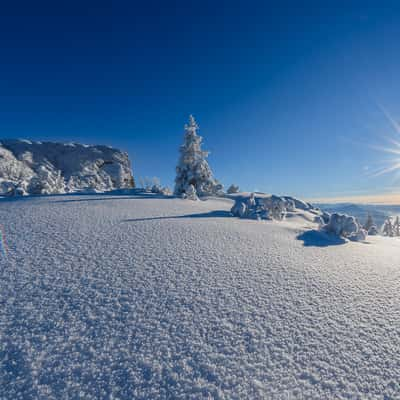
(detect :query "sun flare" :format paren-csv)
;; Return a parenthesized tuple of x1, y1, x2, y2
(370, 107, 400, 177)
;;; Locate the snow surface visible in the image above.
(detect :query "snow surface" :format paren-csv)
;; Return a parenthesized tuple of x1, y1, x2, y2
(1, 194, 400, 399)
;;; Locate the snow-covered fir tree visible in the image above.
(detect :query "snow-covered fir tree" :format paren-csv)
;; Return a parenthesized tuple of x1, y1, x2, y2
(394, 216, 400, 237)
(174, 115, 223, 197)
(363, 214, 374, 231)
(382, 218, 394, 237)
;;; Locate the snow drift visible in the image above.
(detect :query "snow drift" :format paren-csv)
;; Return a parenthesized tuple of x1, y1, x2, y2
(0, 140, 135, 195)
(1, 194, 400, 399)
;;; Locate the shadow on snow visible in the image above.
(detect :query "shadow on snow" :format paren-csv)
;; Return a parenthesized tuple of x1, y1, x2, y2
(53, 194, 171, 203)
(122, 210, 232, 222)
(297, 229, 346, 247)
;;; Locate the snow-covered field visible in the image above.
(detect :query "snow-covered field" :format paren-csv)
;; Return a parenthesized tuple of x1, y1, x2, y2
(1, 194, 400, 399)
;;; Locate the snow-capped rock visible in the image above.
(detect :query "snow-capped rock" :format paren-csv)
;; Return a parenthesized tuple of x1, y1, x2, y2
(0, 139, 135, 196)
(282, 196, 314, 211)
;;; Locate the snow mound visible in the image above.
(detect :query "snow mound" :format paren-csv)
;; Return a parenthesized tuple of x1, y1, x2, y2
(322, 212, 366, 242)
(0, 140, 134, 195)
(230, 193, 318, 221)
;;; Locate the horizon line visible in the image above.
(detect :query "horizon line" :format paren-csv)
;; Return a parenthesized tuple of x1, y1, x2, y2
(306, 192, 400, 205)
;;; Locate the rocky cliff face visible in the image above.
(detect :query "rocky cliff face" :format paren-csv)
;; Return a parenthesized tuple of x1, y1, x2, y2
(0, 140, 135, 196)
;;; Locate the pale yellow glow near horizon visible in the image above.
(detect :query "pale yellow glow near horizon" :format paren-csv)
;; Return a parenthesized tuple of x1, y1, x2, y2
(307, 193, 400, 205)
(309, 107, 400, 205)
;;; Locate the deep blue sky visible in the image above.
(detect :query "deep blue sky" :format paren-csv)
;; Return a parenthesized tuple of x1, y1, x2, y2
(2, 1, 400, 200)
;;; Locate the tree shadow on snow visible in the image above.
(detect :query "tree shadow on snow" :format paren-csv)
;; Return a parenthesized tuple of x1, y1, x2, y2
(122, 210, 232, 222)
(297, 229, 346, 247)
(54, 194, 170, 203)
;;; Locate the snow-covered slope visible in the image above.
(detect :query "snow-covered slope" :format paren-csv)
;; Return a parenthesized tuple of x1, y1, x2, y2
(1, 194, 400, 399)
(0, 140, 134, 195)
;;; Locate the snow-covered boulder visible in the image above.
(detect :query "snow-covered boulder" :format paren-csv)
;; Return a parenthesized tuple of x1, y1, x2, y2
(0, 140, 135, 196)
(322, 213, 365, 241)
(230, 193, 311, 221)
(282, 196, 314, 211)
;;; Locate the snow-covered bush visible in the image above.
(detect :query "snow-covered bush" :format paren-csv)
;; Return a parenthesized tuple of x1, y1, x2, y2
(227, 184, 240, 194)
(262, 195, 287, 220)
(182, 184, 198, 201)
(382, 218, 393, 237)
(367, 225, 379, 235)
(28, 165, 66, 195)
(361, 214, 378, 236)
(138, 177, 154, 192)
(147, 177, 169, 194)
(231, 194, 263, 220)
(363, 215, 375, 232)
(394, 216, 400, 236)
(231, 193, 294, 221)
(1, 181, 27, 196)
(382, 216, 400, 237)
(160, 187, 172, 196)
(174, 115, 223, 197)
(151, 184, 161, 193)
(149, 177, 161, 193)
(322, 213, 366, 241)
(363, 214, 379, 236)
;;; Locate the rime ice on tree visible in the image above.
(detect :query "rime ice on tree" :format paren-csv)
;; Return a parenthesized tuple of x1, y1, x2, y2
(174, 115, 223, 197)
(382, 218, 394, 237)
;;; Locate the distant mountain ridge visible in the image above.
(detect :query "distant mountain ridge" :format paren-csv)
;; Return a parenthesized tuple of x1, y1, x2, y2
(317, 202, 400, 228)
(0, 139, 135, 196)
